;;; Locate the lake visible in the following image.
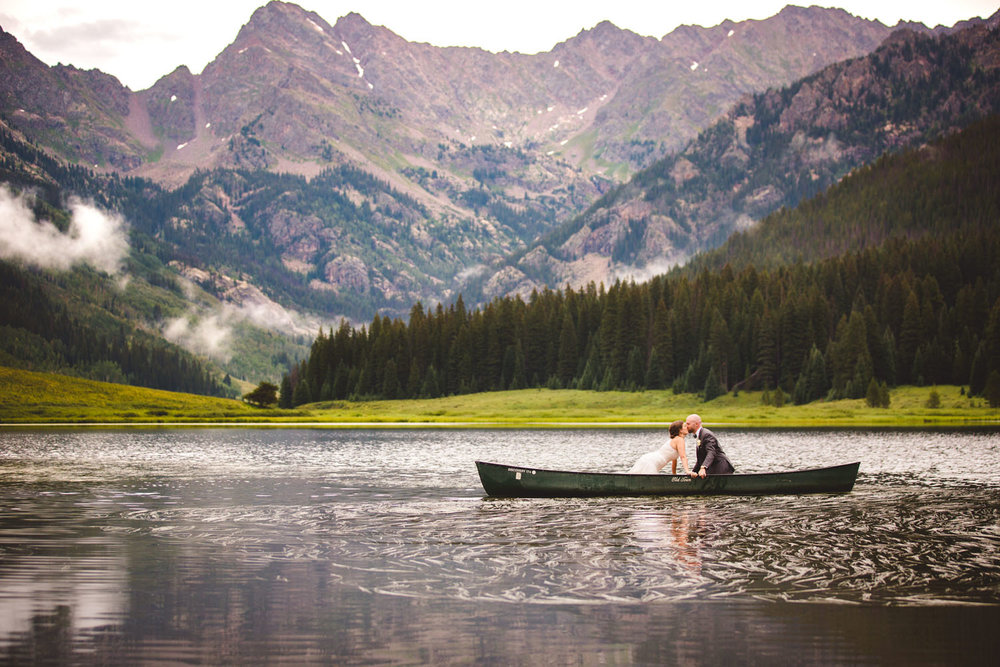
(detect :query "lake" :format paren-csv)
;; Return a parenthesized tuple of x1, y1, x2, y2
(1, 427, 998, 664)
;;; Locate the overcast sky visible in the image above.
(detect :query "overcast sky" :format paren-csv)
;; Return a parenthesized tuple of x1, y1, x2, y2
(1, 1, 996, 90)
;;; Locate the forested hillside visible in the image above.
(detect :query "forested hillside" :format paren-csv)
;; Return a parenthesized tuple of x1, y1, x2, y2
(282, 116, 1000, 406)
(0, 262, 227, 396)
(688, 114, 1000, 270)
(0, 124, 305, 394)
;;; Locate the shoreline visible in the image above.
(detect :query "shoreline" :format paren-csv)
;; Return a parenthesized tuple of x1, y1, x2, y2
(4, 420, 999, 429)
(4, 367, 999, 429)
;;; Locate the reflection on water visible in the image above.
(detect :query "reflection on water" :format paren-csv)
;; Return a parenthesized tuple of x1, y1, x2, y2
(0, 428, 999, 664)
(629, 510, 702, 574)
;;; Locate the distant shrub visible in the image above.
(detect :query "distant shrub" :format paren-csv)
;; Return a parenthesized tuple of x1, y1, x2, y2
(926, 390, 941, 409)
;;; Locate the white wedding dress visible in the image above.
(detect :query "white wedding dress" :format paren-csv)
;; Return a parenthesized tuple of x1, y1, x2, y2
(628, 439, 680, 474)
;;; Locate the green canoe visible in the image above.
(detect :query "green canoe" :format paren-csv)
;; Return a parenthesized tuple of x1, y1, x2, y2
(475, 460, 860, 497)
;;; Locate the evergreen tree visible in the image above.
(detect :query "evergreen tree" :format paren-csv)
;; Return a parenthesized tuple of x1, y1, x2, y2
(279, 374, 293, 409)
(970, 343, 989, 396)
(292, 377, 313, 406)
(850, 353, 875, 400)
(829, 310, 872, 399)
(926, 389, 941, 408)
(382, 359, 400, 399)
(556, 309, 578, 386)
(649, 298, 673, 382)
(703, 370, 724, 402)
(865, 377, 882, 408)
(986, 370, 1000, 409)
(626, 346, 645, 390)
(355, 357, 375, 396)
(756, 312, 779, 390)
(511, 340, 527, 389)
(879, 381, 891, 408)
(597, 364, 617, 392)
(421, 364, 441, 398)
(579, 340, 602, 390)
(794, 345, 829, 404)
(332, 365, 349, 400)
(645, 347, 665, 389)
(772, 386, 786, 407)
(897, 290, 923, 384)
(707, 308, 733, 392)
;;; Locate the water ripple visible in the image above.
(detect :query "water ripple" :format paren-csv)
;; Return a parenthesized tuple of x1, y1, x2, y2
(92, 480, 1000, 606)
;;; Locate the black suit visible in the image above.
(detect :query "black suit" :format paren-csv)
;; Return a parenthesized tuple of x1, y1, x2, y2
(693, 427, 734, 474)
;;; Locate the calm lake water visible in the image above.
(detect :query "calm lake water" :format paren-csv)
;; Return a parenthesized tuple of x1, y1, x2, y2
(1, 427, 998, 665)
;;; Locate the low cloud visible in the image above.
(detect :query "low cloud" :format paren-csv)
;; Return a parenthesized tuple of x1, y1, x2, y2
(612, 255, 686, 285)
(229, 299, 323, 339)
(162, 311, 233, 362)
(0, 186, 129, 275)
(455, 264, 488, 283)
(161, 295, 328, 363)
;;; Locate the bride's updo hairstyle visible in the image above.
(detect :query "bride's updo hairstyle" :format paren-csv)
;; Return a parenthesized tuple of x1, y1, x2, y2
(668, 420, 684, 437)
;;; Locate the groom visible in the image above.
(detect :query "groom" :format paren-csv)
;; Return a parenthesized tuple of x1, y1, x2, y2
(686, 414, 735, 477)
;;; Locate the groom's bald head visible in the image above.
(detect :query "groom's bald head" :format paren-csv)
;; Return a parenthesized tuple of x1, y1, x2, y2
(685, 414, 702, 431)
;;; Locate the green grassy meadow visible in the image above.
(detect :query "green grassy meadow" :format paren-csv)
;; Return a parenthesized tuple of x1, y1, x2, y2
(2, 366, 997, 427)
(0, 366, 301, 423)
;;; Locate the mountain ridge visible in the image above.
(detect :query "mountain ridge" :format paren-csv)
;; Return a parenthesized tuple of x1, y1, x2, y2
(3, 4, 920, 183)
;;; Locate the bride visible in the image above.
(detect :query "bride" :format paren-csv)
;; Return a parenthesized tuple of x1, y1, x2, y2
(628, 420, 692, 475)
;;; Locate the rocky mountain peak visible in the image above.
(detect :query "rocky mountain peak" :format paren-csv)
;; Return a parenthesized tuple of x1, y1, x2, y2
(243, 1, 330, 31)
(0, 28, 61, 107)
(554, 19, 653, 63)
(334, 11, 377, 36)
(232, 1, 338, 51)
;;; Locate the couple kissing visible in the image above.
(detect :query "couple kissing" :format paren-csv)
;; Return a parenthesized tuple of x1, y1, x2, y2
(627, 414, 735, 477)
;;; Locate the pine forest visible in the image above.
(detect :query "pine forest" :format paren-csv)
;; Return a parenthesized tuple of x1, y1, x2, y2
(282, 116, 1000, 407)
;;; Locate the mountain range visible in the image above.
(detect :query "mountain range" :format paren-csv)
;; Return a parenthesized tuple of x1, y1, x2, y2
(0, 2, 997, 388)
(1, 4, 971, 307)
(2, 3, 916, 179)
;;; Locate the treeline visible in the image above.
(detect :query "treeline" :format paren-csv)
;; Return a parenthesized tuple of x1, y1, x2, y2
(281, 225, 1000, 406)
(284, 114, 1000, 407)
(0, 262, 229, 397)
